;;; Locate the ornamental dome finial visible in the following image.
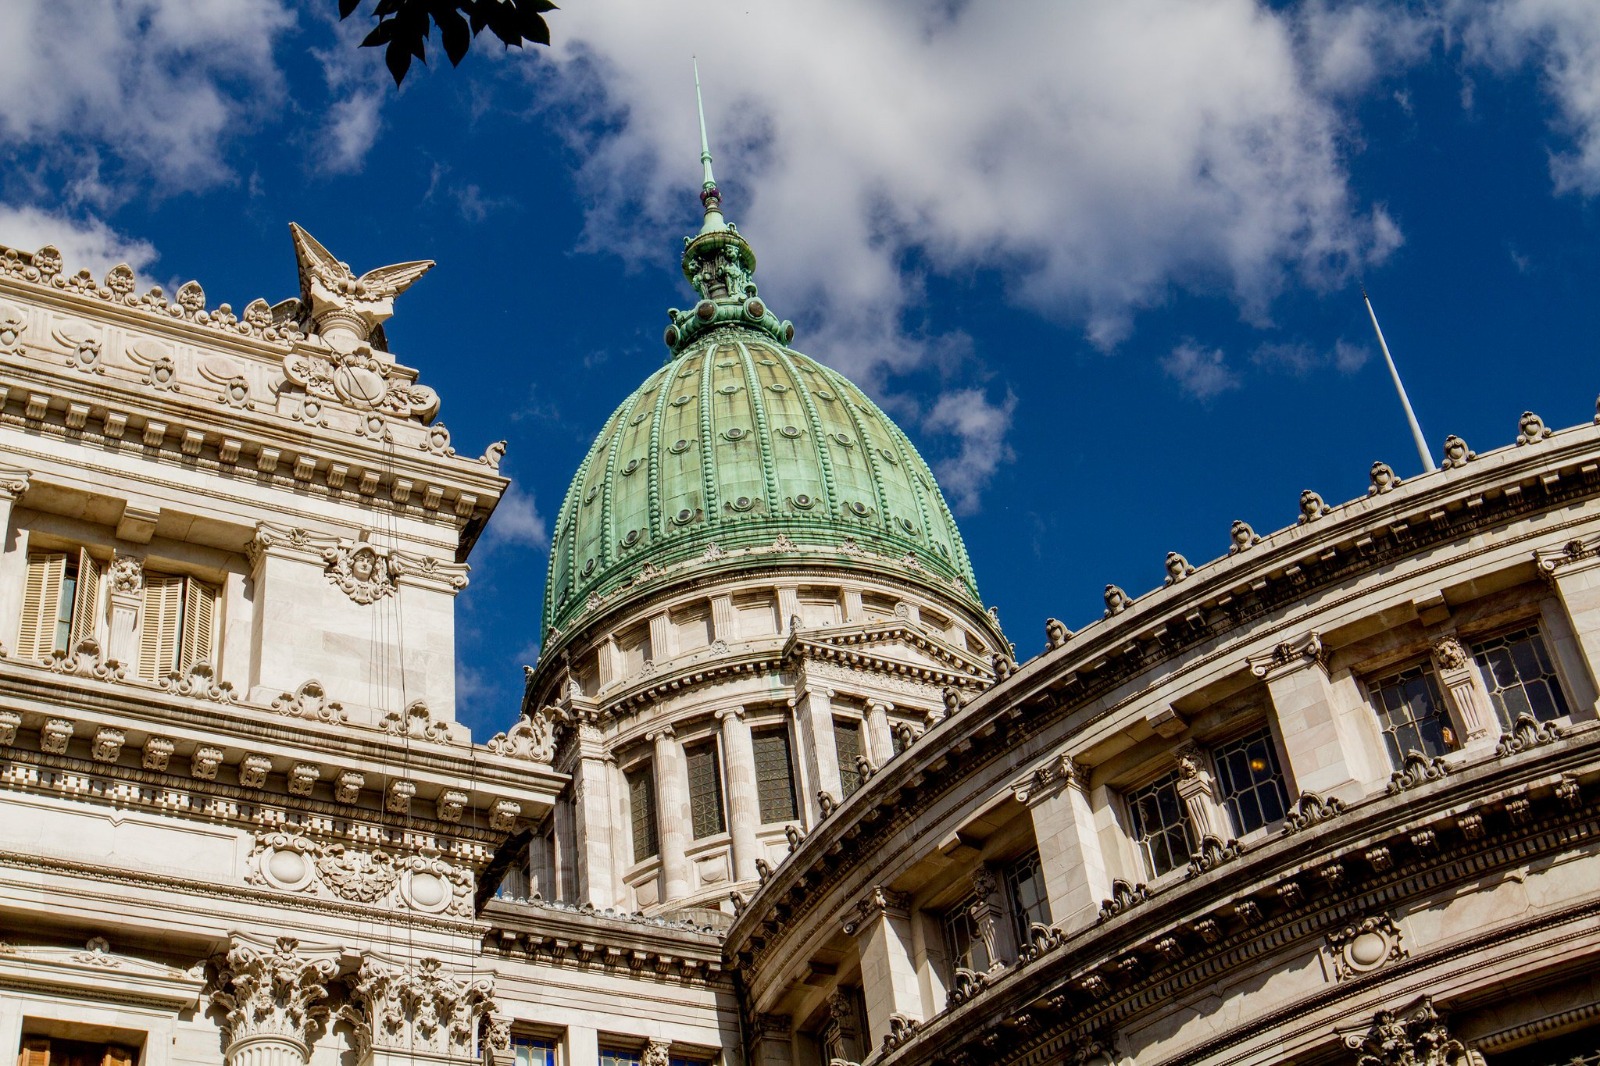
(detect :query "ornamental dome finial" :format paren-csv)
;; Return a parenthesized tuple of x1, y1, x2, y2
(665, 63, 795, 356)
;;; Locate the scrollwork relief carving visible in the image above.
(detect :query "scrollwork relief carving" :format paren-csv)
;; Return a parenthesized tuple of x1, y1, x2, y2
(484, 709, 556, 762)
(341, 954, 494, 1058)
(210, 933, 341, 1053)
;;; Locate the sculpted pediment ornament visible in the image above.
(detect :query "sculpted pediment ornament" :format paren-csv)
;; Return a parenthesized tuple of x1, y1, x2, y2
(324, 542, 396, 604)
(485, 709, 556, 763)
(281, 344, 440, 422)
(0, 938, 205, 1008)
(247, 832, 475, 916)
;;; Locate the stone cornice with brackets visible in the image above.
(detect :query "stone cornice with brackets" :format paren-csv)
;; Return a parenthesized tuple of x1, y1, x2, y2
(248, 521, 471, 595)
(0, 660, 563, 835)
(481, 898, 730, 988)
(0, 272, 507, 552)
(723, 412, 1600, 988)
(868, 725, 1600, 1066)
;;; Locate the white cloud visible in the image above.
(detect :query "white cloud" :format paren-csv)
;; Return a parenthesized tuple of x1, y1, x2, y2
(540, 1, 1400, 359)
(1454, 0, 1600, 195)
(308, 11, 391, 177)
(484, 481, 549, 551)
(1164, 342, 1241, 400)
(1252, 337, 1369, 374)
(0, 204, 158, 278)
(0, 0, 295, 197)
(922, 389, 1018, 516)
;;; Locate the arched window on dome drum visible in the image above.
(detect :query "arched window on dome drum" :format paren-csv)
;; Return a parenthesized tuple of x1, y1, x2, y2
(753, 728, 797, 824)
(1367, 665, 1456, 768)
(627, 764, 659, 863)
(1470, 626, 1571, 728)
(686, 741, 726, 839)
(1211, 728, 1290, 837)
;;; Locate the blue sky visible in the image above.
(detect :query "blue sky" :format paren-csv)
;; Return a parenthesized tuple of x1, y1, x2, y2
(3, 1, 1598, 737)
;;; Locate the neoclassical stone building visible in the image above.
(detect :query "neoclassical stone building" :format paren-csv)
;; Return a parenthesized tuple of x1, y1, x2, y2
(4, 148, 1600, 1066)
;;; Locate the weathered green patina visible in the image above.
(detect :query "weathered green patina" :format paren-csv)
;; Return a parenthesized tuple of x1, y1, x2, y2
(540, 87, 981, 636)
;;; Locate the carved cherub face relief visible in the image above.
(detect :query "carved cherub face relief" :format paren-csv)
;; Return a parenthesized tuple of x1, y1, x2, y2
(350, 548, 377, 583)
(324, 543, 396, 605)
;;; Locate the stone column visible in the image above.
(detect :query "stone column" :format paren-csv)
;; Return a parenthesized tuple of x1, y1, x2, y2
(709, 594, 736, 643)
(1251, 633, 1383, 802)
(344, 953, 494, 1066)
(750, 1014, 794, 1066)
(1014, 755, 1110, 935)
(650, 725, 692, 902)
(865, 700, 895, 766)
(844, 888, 922, 1050)
(527, 831, 551, 900)
(211, 933, 341, 1066)
(821, 991, 863, 1063)
(0, 469, 31, 652)
(551, 794, 575, 902)
(1430, 634, 1497, 749)
(792, 680, 841, 820)
(1537, 542, 1600, 717)
(571, 717, 616, 908)
(718, 707, 761, 882)
(1173, 743, 1226, 839)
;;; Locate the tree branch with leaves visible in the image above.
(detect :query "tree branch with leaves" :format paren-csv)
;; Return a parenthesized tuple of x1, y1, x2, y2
(340, 0, 557, 85)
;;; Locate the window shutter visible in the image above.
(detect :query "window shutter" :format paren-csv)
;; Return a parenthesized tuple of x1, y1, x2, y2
(179, 578, 217, 672)
(18, 553, 67, 660)
(100, 1048, 134, 1066)
(18, 1039, 50, 1066)
(70, 548, 102, 649)
(139, 573, 184, 682)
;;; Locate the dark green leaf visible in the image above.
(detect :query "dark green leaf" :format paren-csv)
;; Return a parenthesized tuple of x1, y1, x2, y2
(338, 0, 362, 19)
(384, 38, 413, 84)
(519, 10, 550, 45)
(374, 0, 402, 16)
(361, 19, 396, 46)
(436, 6, 469, 65)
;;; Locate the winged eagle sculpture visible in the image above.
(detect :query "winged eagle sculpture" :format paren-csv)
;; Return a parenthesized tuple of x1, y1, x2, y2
(287, 222, 434, 351)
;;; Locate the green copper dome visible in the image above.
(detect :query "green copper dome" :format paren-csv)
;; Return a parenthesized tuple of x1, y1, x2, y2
(540, 107, 981, 637)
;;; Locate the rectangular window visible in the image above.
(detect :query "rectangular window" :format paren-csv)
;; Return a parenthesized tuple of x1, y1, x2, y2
(1368, 664, 1455, 768)
(835, 719, 863, 798)
(1472, 627, 1571, 728)
(753, 728, 797, 823)
(598, 1050, 641, 1066)
(19, 552, 71, 660)
(1212, 728, 1290, 836)
(1127, 771, 1194, 878)
(627, 764, 658, 863)
(941, 894, 992, 973)
(154, 574, 218, 680)
(1005, 850, 1051, 944)
(511, 1036, 558, 1066)
(18, 1037, 138, 1066)
(686, 741, 726, 839)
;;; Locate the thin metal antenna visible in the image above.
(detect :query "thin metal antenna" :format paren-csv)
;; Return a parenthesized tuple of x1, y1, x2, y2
(1363, 286, 1437, 473)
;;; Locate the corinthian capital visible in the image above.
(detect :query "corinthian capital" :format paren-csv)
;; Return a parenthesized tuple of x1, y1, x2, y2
(211, 933, 342, 1059)
(342, 954, 495, 1058)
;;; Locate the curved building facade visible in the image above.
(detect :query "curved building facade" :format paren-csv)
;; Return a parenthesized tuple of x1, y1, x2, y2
(4, 129, 1600, 1066)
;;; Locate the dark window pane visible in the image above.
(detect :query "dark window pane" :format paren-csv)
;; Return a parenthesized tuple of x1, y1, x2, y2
(511, 1037, 557, 1066)
(836, 721, 863, 798)
(627, 764, 658, 862)
(942, 893, 992, 975)
(1126, 772, 1194, 878)
(1472, 627, 1571, 728)
(1005, 850, 1051, 944)
(686, 742, 726, 839)
(1212, 727, 1290, 836)
(753, 729, 797, 823)
(1368, 665, 1453, 767)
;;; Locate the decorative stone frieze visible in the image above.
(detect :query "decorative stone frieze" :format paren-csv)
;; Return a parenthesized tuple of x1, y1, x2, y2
(341, 954, 494, 1060)
(1098, 879, 1149, 921)
(1494, 712, 1563, 757)
(1103, 584, 1131, 616)
(841, 887, 909, 937)
(380, 700, 450, 743)
(0, 710, 20, 746)
(1012, 752, 1086, 806)
(1326, 915, 1408, 982)
(1440, 434, 1475, 468)
(484, 710, 556, 762)
(239, 755, 273, 790)
(47, 638, 124, 680)
(1516, 410, 1552, 446)
(90, 727, 125, 763)
(1298, 488, 1331, 523)
(335, 771, 365, 805)
(1247, 631, 1326, 679)
(1044, 617, 1070, 649)
(386, 780, 417, 814)
(1187, 835, 1244, 877)
(435, 790, 469, 823)
(1163, 551, 1194, 585)
(287, 764, 320, 797)
(210, 933, 342, 1066)
(142, 736, 175, 771)
(1536, 536, 1600, 582)
(1369, 461, 1402, 495)
(162, 662, 238, 702)
(1229, 519, 1261, 554)
(1282, 791, 1347, 834)
(1387, 752, 1452, 794)
(272, 681, 347, 723)
(1342, 996, 1483, 1065)
(324, 543, 397, 605)
(108, 554, 143, 593)
(40, 718, 72, 754)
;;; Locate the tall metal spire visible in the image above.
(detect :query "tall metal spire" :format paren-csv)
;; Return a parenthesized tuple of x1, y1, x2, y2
(1363, 286, 1437, 474)
(693, 58, 726, 234)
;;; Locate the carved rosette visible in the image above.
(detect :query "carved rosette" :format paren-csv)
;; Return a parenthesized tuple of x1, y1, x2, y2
(211, 933, 342, 1066)
(342, 955, 494, 1060)
(1326, 915, 1408, 981)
